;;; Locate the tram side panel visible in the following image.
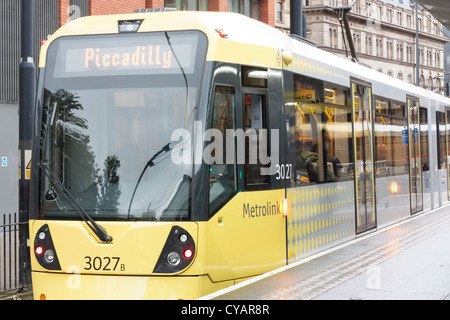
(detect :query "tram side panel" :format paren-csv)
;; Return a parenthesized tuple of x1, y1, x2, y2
(286, 182, 355, 263)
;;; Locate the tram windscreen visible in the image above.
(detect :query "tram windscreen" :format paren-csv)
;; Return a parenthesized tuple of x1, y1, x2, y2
(39, 31, 207, 221)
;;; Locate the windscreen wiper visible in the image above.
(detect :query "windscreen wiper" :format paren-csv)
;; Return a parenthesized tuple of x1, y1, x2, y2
(39, 160, 113, 243)
(127, 142, 175, 219)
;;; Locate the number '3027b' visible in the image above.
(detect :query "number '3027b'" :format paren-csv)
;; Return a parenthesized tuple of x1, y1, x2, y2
(84, 256, 125, 271)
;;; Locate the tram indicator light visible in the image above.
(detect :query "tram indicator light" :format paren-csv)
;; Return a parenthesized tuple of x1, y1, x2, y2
(280, 198, 288, 216)
(183, 249, 193, 259)
(35, 246, 44, 255)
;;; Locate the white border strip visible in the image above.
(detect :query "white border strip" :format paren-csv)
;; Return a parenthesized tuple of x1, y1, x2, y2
(197, 203, 450, 300)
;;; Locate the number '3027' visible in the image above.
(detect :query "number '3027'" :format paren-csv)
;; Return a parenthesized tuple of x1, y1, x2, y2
(84, 256, 125, 271)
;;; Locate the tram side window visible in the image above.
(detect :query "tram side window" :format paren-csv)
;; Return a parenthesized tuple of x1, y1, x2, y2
(242, 66, 270, 188)
(284, 71, 352, 185)
(374, 99, 408, 177)
(243, 93, 270, 187)
(323, 85, 352, 183)
(438, 112, 447, 170)
(420, 107, 429, 172)
(209, 86, 237, 215)
(375, 99, 392, 176)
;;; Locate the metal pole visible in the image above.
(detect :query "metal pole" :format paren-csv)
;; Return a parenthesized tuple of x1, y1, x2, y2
(415, 3, 420, 86)
(342, 9, 358, 62)
(19, 0, 35, 287)
(290, 0, 304, 38)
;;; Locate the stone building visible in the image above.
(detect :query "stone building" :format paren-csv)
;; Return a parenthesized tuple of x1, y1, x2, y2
(275, 0, 448, 94)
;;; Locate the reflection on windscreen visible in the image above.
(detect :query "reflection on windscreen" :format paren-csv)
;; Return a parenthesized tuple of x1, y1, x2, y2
(41, 31, 207, 221)
(43, 86, 195, 220)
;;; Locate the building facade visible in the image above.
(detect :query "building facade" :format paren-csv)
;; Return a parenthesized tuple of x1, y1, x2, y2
(301, 0, 448, 93)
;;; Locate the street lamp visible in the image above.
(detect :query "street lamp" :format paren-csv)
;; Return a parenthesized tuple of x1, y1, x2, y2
(18, 0, 35, 286)
(410, 1, 420, 86)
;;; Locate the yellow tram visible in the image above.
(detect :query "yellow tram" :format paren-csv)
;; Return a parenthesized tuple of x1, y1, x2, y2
(30, 10, 450, 299)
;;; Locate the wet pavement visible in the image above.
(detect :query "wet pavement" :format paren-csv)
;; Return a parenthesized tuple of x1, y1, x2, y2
(201, 204, 450, 300)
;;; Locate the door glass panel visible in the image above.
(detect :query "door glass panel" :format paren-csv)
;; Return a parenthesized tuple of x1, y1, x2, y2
(408, 98, 423, 214)
(447, 110, 450, 200)
(244, 93, 269, 186)
(209, 86, 237, 215)
(352, 82, 376, 233)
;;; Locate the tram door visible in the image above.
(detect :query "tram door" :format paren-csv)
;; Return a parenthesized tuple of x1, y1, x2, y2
(447, 109, 450, 201)
(407, 97, 423, 214)
(351, 80, 376, 234)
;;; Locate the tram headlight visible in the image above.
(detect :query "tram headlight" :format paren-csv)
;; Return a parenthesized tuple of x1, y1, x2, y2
(167, 251, 181, 267)
(179, 233, 188, 243)
(44, 249, 55, 264)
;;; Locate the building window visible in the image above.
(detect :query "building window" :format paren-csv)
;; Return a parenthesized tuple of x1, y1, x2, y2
(251, 0, 259, 20)
(407, 46, 412, 63)
(366, 2, 372, 17)
(436, 78, 441, 92)
(329, 27, 338, 49)
(277, 1, 283, 22)
(164, 0, 207, 11)
(228, 0, 258, 20)
(387, 8, 393, 23)
(387, 41, 393, 59)
(428, 76, 434, 90)
(366, 35, 373, 55)
(353, 33, 361, 53)
(397, 43, 403, 61)
(376, 38, 383, 57)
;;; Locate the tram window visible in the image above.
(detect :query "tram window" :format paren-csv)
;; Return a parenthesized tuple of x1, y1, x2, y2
(438, 112, 447, 169)
(284, 72, 352, 185)
(392, 102, 405, 118)
(324, 85, 346, 107)
(375, 98, 389, 115)
(420, 107, 429, 171)
(391, 117, 409, 175)
(244, 93, 270, 187)
(209, 86, 237, 215)
(242, 66, 268, 88)
(374, 99, 408, 177)
(375, 115, 392, 176)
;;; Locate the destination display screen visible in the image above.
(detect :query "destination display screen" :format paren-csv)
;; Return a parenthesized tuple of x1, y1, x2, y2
(51, 32, 201, 78)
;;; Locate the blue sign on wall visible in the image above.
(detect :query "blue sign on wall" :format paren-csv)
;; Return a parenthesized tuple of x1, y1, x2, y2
(1, 156, 7, 167)
(402, 129, 408, 145)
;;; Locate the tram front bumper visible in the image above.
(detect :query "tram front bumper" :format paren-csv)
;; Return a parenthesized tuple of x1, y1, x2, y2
(32, 271, 206, 300)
